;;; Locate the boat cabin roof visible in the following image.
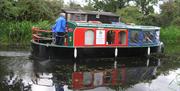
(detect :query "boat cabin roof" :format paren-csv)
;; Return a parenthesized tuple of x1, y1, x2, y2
(62, 9, 119, 23)
(68, 21, 160, 30)
(62, 8, 119, 17)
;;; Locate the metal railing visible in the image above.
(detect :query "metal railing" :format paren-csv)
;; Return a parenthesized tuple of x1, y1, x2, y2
(32, 27, 53, 43)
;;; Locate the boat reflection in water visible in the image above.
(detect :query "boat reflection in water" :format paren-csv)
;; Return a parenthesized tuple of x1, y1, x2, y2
(31, 73, 55, 91)
(31, 57, 160, 91)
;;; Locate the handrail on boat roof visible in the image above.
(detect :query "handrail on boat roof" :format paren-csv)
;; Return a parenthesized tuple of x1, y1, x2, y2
(68, 21, 160, 30)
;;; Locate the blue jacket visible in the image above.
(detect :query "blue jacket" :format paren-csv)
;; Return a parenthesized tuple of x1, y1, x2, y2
(52, 16, 66, 32)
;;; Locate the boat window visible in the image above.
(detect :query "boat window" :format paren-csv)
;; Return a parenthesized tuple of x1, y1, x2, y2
(119, 31, 127, 45)
(85, 30, 94, 45)
(106, 30, 115, 44)
(70, 14, 86, 21)
(130, 31, 139, 43)
(142, 31, 155, 44)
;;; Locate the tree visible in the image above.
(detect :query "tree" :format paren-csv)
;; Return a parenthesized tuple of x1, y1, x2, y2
(68, 0, 83, 9)
(159, 0, 179, 26)
(84, 0, 95, 10)
(116, 6, 143, 24)
(0, 0, 64, 21)
(92, 0, 131, 12)
(45, 0, 64, 19)
(139, 14, 161, 26)
(0, 0, 25, 20)
(133, 0, 158, 15)
(116, 0, 132, 9)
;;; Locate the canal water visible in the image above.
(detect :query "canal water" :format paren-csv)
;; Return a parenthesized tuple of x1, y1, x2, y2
(0, 49, 180, 91)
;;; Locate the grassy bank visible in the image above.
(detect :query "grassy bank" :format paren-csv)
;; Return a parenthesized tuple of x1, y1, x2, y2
(160, 26, 180, 54)
(161, 26, 180, 44)
(0, 20, 52, 46)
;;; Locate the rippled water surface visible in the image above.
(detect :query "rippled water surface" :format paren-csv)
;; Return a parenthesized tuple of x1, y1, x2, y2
(0, 49, 180, 91)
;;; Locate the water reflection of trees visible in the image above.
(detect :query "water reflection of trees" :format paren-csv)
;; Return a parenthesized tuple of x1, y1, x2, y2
(156, 56, 180, 75)
(0, 56, 32, 91)
(115, 57, 159, 89)
(0, 57, 7, 90)
(0, 57, 7, 76)
(0, 57, 20, 91)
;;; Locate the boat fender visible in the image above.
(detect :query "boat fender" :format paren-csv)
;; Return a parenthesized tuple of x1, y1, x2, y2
(147, 47, 150, 55)
(115, 48, 118, 57)
(74, 63, 77, 72)
(74, 48, 77, 58)
(158, 59, 161, 66)
(114, 61, 117, 69)
(158, 42, 164, 53)
(146, 58, 149, 67)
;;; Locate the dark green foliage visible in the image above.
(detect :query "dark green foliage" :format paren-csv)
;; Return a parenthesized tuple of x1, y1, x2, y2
(116, 6, 142, 24)
(0, 21, 32, 45)
(139, 14, 161, 26)
(159, 1, 176, 26)
(0, 0, 63, 21)
(160, 26, 180, 44)
(93, 0, 131, 12)
(159, 0, 180, 26)
(84, 0, 95, 11)
(34, 21, 53, 30)
(171, 17, 180, 26)
(91, 0, 157, 14)
(133, 0, 158, 15)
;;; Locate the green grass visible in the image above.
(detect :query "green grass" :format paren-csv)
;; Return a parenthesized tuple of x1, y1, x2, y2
(161, 26, 180, 44)
(160, 26, 180, 54)
(0, 20, 52, 46)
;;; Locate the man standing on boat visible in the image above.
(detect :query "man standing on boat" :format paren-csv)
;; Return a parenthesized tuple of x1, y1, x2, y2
(52, 13, 66, 45)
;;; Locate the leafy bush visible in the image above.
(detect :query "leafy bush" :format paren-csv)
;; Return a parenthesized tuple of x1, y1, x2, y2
(139, 14, 161, 26)
(171, 17, 180, 26)
(33, 21, 53, 30)
(116, 6, 143, 24)
(160, 26, 180, 44)
(0, 0, 63, 21)
(160, 25, 180, 54)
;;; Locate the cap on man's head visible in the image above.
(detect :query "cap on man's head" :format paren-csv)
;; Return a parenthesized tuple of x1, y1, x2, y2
(60, 13, 65, 17)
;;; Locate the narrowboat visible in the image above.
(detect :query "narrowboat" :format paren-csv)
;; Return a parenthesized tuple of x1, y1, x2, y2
(31, 9, 164, 60)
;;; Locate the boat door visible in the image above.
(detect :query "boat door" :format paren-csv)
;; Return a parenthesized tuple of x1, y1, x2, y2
(106, 30, 116, 45)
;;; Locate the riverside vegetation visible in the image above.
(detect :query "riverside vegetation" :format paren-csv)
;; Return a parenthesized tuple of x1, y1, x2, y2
(0, 20, 52, 46)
